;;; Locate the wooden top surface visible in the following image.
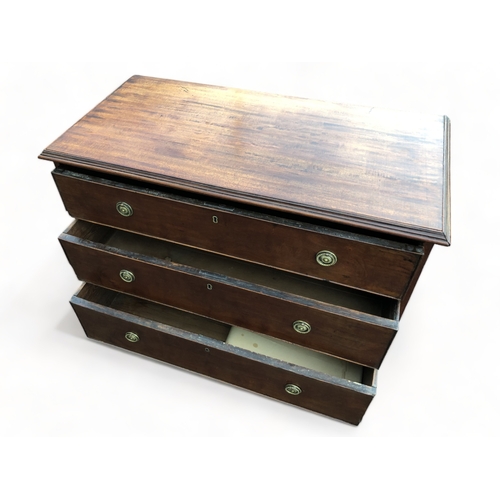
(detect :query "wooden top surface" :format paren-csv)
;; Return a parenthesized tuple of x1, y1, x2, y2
(40, 75, 451, 245)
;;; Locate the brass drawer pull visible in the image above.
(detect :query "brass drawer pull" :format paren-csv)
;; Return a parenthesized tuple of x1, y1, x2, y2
(293, 320, 311, 334)
(119, 269, 135, 283)
(316, 250, 337, 266)
(125, 332, 140, 342)
(116, 201, 133, 217)
(285, 384, 302, 396)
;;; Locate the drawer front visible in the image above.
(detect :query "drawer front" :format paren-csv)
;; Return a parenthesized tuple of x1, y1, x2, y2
(53, 168, 422, 298)
(59, 225, 398, 368)
(70, 285, 376, 425)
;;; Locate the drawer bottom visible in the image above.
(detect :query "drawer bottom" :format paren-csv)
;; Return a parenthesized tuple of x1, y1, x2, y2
(70, 284, 377, 425)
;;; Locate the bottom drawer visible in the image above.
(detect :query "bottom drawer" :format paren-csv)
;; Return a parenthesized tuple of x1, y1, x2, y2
(70, 284, 377, 425)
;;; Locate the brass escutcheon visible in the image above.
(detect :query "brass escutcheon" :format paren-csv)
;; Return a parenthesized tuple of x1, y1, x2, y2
(316, 250, 337, 267)
(119, 270, 135, 283)
(125, 332, 140, 342)
(285, 384, 302, 396)
(293, 320, 311, 334)
(116, 201, 133, 217)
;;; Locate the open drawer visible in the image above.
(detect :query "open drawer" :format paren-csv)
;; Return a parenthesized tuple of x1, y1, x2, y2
(60, 220, 400, 368)
(53, 166, 423, 298)
(71, 284, 377, 425)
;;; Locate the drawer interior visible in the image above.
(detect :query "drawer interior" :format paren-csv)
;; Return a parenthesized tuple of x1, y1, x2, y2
(77, 284, 376, 387)
(67, 220, 398, 320)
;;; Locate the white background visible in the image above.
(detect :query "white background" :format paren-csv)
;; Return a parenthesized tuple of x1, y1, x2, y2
(1, 2, 498, 497)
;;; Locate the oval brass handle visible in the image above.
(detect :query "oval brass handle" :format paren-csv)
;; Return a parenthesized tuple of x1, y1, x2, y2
(125, 332, 140, 342)
(285, 384, 302, 396)
(116, 201, 133, 217)
(293, 320, 311, 334)
(316, 250, 337, 267)
(119, 269, 135, 283)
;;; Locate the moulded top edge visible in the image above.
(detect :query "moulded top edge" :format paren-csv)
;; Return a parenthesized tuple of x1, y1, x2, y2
(40, 75, 451, 246)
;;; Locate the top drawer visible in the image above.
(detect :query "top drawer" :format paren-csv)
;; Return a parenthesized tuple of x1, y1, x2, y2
(53, 166, 423, 298)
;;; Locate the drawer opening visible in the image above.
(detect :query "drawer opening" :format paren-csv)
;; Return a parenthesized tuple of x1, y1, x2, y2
(75, 284, 376, 387)
(66, 220, 399, 320)
(225, 325, 375, 385)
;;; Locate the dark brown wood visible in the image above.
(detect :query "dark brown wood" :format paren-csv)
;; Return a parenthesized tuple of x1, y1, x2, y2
(400, 242, 434, 316)
(41, 76, 452, 424)
(71, 284, 375, 425)
(59, 220, 398, 368)
(40, 75, 451, 245)
(52, 167, 423, 298)
(75, 283, 230, 341)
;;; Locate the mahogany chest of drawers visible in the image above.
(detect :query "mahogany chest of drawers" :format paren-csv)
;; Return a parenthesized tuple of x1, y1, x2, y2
(40, 75, 451, 425)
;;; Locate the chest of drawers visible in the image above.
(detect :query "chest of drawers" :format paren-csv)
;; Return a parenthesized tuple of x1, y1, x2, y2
(39, 75, 451, 425)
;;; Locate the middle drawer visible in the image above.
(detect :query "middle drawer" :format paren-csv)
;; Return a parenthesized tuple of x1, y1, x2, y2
(59, 220, 399, 368)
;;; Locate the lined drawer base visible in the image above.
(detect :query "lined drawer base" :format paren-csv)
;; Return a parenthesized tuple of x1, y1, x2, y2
(70, 284, 377, 425)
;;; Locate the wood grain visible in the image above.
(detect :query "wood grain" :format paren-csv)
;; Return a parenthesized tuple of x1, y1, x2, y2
(53, 167, 423, 298)
(40, 75, 451, 245)
(59, 221, 399, 368)
(71, 284, 376, 425)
